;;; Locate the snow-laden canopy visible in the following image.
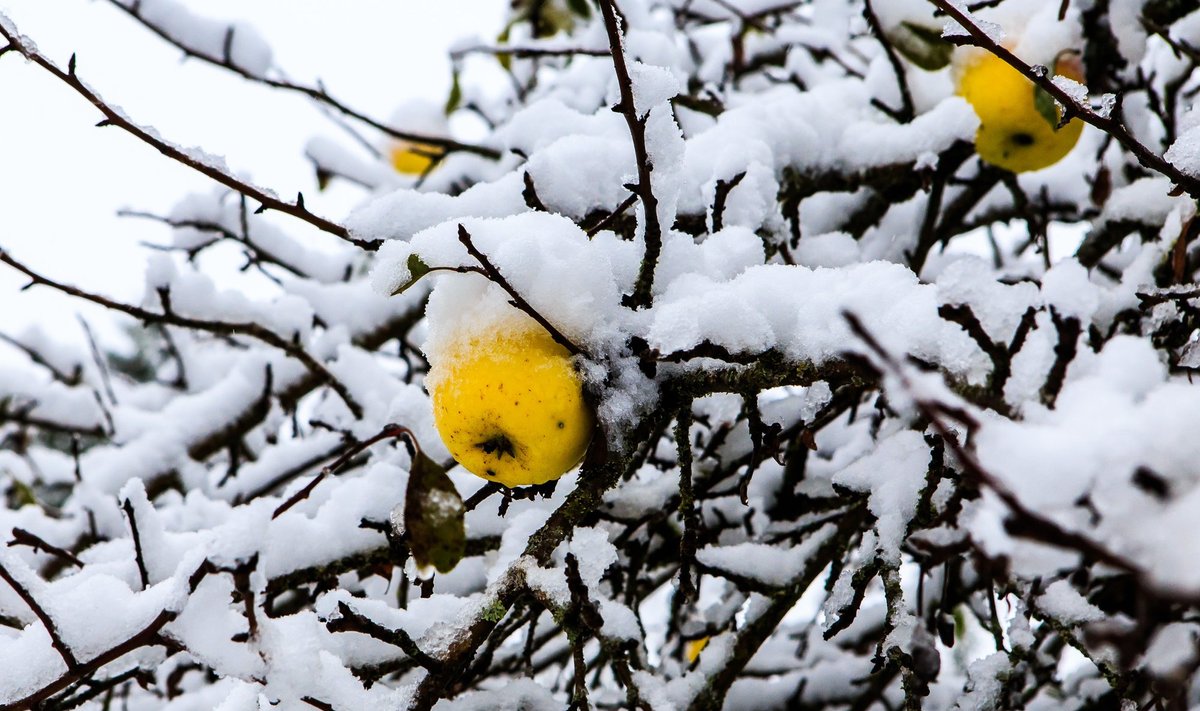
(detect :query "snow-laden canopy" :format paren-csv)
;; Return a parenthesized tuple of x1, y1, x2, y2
(4, 0, 1200, 708)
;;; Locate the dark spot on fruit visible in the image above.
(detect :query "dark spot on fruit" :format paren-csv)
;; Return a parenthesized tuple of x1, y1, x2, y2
(557, 421, 565, 429)
(486, 469, 496, 477)
(476, 433, 516, 459)
(1010, 132, 1035, 146)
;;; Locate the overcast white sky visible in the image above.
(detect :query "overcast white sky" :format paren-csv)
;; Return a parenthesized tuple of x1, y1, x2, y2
(0, 1, 504, 358)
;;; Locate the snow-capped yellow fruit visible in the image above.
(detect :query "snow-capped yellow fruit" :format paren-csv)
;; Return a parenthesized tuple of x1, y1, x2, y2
(428, 323, 593, 488)
(390, 141, 442, 175)
(685, 637, 709, 664)
(956, 52, 1083, 173)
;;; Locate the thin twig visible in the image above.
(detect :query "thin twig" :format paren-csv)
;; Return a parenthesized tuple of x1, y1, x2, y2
(0, 249, 364, 418)
(272, 423, 413, 519)
(596, 0, 665, 309)
(8, 528, 83, 569)
(102, 0, 500, 161)
(326, 600, 443, 671)
(120, 209, 315, 279)
(0, 333, 80, 385)
(456, 224, 584, 357)
(842, 310, 1141, 576)
(120, 499, 151, 590)
(585, 193, 639, 236)
(451, 44, 610, 60)
(674, 403, 698, 602)
(862, 0, 914, 122)
(0, 561, 213, 711)
(0, 559, 79, 670)
(0, 19, 376, 251)
(464, 482, 504, 511)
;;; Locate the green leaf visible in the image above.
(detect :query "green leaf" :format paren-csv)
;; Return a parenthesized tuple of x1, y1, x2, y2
(892, 22, 953, 71)
(1033, 84, 1060, 131)
(8, 478, 37, 508)
(404, 451, 465, 575)
(566, 0, 591, 19)
(444, 69, 462, 116)
(390, 254, 433, 296)
(496, 23, 513, 71)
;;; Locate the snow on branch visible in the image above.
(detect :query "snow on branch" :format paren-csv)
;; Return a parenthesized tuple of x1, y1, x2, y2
(6, 0, 1200, 708)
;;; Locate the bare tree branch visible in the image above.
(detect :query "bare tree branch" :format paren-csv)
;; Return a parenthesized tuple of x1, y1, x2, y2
(0, 249, 364, 418)
(102, 0, 502, 161)
(0, 18, 377, 251)
(596, 0, 665, 309)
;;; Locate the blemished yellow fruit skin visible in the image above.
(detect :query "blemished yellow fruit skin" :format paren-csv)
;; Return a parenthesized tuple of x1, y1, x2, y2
(957, 52, 1084, 173)
(390, 141, 441, 175)
(429, 325, 594, 488)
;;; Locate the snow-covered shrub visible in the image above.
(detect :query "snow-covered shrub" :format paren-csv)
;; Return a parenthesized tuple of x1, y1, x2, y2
(3, 0, 1200, 708)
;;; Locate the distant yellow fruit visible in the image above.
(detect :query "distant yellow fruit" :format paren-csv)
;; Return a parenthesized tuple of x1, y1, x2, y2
(956, 51, 1084, 173)
(428, 323, 593, 488)
(390, 141, 442, 176)
(685, 637, 709, 664)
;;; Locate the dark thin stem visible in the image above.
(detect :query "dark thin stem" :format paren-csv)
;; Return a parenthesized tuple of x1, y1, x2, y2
(234, 441, 345, 503)
(77, 317, 117, 406)
(327, 600, 443, 671)
(456, 225, 584, 357)
(232, 555, 260, 640)
(0, 561, 79, 671)
(585, 193, 639, 236)
(451, 44, 610, 60)
(121, 499, 151, 590)
(674, 403, 698, 602)
(862, 0, 914, 122)
(42, 666, 142, 711)
(597, 0, 664, 309)
(120, 210, 314, 279)
(0, 249, 364, 418)
(0, 406, 106, 438)
(464, 482, 504, 512)
(0, 21, 376, 251)
(272, 424, 414, 519)
(0, 560, 217, 709)
(8, 528, 83, 569)
(843, 310, 1141, 577)
(102, 0, 500, 161)
(0, 333, 80, 385)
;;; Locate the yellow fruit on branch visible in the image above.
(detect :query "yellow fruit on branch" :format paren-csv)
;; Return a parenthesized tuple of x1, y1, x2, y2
(685, 636, 709, 664)
(956, 50, 1084, 173)
(390, 140, 443, 176)
(428, 320, 594, 488)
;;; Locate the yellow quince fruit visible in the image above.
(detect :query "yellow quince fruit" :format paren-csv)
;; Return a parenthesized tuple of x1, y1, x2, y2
(956, 50, 1084, 173)
(390, 141, 443, 176)
(428, 321, 593, 488)
(385, 99, 449, 176)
